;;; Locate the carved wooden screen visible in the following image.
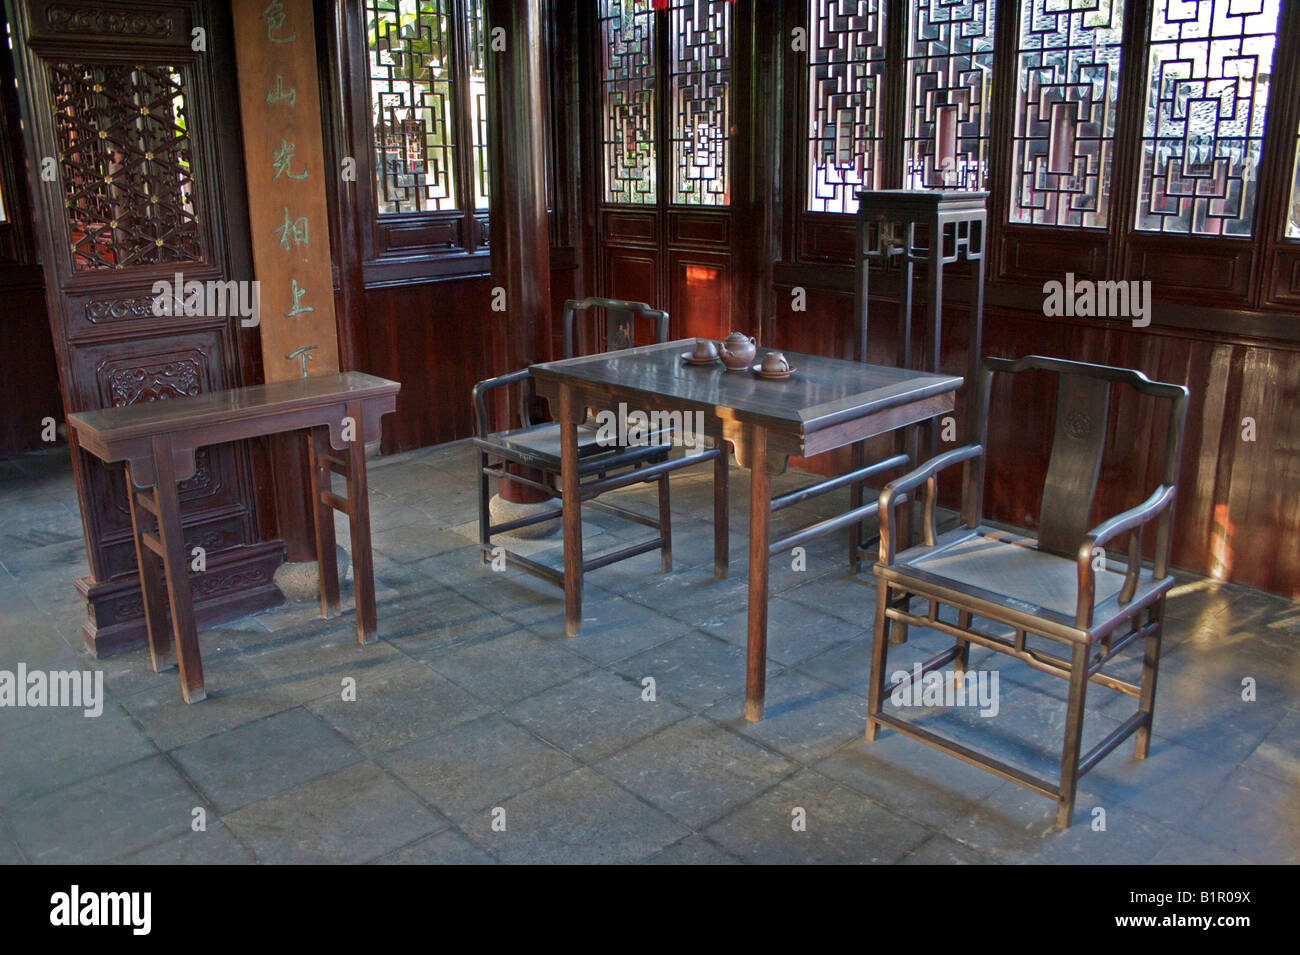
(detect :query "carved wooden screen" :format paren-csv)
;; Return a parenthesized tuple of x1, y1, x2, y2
(904, 0, 997, 190)
(7, 0, 279, 656)
(1009, 0, 1125, 228)
(1135, 0, 1281, 237)
(51, 63, 205, 268)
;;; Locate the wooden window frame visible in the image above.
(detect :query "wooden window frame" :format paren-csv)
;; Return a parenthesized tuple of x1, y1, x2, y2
(339, 0, 490, 288)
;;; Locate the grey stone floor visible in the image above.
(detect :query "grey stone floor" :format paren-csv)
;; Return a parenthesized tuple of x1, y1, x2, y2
(0, 441, 1296, 864)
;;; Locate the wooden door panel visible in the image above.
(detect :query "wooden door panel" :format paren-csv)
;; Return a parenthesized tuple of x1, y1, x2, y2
(601, 246, 660, 309)
(670, 251, 731, 341)
(7, 0, 278, 655)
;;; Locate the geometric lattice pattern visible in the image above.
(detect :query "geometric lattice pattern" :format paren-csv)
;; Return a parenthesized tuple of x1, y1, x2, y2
(50, 63, 202, 271)
(807, 0, 886, 213)
(1010, 0, 1125, 228)
(601, 0, 657, 205)
(669, 0, 730, 206)
(368, 0, 459, 214)
(904, 0, 997, 191)
(1136, 0, 1280, 237)
(1289, 124, 1300, 238)
(467, 0, 489, 210)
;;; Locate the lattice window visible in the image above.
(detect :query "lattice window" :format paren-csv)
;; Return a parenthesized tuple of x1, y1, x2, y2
(807, 0, 886, 214)
(1010, 0, 1125, 228)
(904, 0, 997, 191)
(367, 0, 489, 215)
(599, 0, 730, 207)
(601, 0, 657, 205)
(1288, 120, 1300, 238)
(50, 63, 202, 271)
(669, 0, 730, 206)
(1135, 0, 1280, 237)
(466, 0, 489, 210)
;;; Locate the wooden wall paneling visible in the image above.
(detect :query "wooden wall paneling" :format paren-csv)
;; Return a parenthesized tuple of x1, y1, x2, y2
(0, 8, 60, 456)
(1216, 346, 1300, 595)
(601, 246, 660, 312)
(0, 285, 60, 453)
(670, 250, 731, 341)
(997, 228, 1108, 284)
(357, 276, 495, 454)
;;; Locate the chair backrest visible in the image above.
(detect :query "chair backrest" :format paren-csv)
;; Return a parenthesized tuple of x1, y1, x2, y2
(562, 298, 669, 359)
(977, 355, 1189, 560)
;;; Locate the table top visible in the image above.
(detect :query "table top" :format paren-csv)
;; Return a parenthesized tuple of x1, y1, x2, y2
(68, 372, 400, 442)
(531, 340, 962, 437)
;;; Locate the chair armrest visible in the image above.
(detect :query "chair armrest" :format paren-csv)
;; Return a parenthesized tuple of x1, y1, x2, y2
(877, 444, 984, 564)
(471, 368, 532, 437)
(1073, 484, 1176, 628)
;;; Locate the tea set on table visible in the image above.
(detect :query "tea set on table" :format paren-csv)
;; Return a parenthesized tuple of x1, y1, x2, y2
(682, 331, 795, 380)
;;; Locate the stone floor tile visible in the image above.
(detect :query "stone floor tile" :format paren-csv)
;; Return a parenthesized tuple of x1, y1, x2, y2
(377, 711, 578, 823)
(170, 707, 363, 814)
(222, 761, 446, 864)
(597, 715, 797, 828)
(8, 755, 203, 863)
(704, 769, 931, 864)
(463, 767, 690, 864)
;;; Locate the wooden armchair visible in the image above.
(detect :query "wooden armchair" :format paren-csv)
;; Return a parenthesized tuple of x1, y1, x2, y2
(866, 354, 1189, 828)
(471, 297, 725, 589)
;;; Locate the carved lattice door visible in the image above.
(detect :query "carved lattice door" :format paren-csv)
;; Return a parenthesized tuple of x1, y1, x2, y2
(6, 0, 282, 655)
(595, 0, 735, 342)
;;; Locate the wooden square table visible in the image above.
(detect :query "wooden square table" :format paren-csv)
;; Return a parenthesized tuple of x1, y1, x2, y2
(531, 340, 962, 720)
(68, 372, 400, 703)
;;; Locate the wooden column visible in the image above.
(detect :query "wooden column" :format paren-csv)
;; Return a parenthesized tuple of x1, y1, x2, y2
(485, 0, 552, 503)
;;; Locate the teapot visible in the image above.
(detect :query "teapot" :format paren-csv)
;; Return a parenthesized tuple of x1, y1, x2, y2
(717, 332, 757, 370)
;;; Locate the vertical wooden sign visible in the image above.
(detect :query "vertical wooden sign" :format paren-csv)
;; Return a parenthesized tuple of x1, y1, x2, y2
(232, 0, 340, 382)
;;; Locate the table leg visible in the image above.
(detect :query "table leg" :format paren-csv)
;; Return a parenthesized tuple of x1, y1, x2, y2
(150, 435, 205, 704)
(559, 383, 584, 636)
(308, 427, 341, 619)
(848, 439, 864, 572)
(345, 401, 377, 644)
(713, 439, 729, 579)
(745, 426, 771, 722)
(125, 470, 174, 673)
(892, 425, 920, 645)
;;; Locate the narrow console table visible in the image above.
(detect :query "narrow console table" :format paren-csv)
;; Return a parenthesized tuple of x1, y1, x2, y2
(68, 372, 401, 703)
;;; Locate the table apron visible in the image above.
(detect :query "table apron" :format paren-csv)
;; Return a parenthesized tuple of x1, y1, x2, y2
(534, 379, 955, 468)
(77, 396, 396, 489)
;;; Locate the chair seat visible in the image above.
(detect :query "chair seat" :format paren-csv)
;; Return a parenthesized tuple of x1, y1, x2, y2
(476, 421, 672, 473)
(875, 526, 1173, 641)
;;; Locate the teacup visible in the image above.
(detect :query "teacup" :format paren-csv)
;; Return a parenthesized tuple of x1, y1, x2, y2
(692, 339, 718, 360)
(761, 351, 791, 373)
